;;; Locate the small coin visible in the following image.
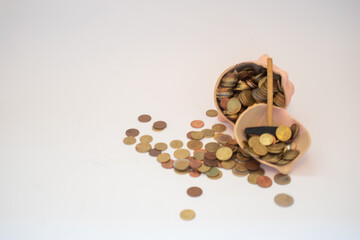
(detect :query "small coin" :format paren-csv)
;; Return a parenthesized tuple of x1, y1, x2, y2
(256, 175, 272, 188)
(174, 159, 190, 170)
(206, 109, 218, 117)
(191, 131, 204, 140)
(259, 133, 274, 146)
(154, 142, 168, 151)
(126, 128, 139, 137)
(170, 140, 183, 149)
(138, 114, 152, 123)
(161, 159, 174, 169)
(276, 125, 292, 141)
(191, 120, 204, 128)
(149, 148, 162, 157)
(247, 173, 260, 184)
(180, 209, 196, 221)
(202, 129, 215, 138)
(123, 136, 136, 145)
(187, 140, 203, 150)
(212, 124, 227, 132)
(274, 193, 294, 207)
(140, 135, 153, 143)
(187, 186, 203, 197)
(215, 147, 233, 161)
(274, 173, 291, 185)
(157, 153, 170, 163)
(135, 143, 151, 153)
(174, 149, 191, 159)
(205, 142, 221, 153)
(153, 121, 167, 130)
(189, 169, 201, 178)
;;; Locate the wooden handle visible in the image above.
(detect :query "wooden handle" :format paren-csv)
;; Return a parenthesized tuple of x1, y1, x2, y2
(267, 58, 273, 126)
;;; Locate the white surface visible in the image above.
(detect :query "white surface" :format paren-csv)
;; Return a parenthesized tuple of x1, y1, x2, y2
(1, 0, 360, 239)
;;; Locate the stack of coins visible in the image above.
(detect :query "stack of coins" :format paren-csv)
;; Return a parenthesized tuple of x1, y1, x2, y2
(216, 65, 285, 123)
(242, 124, 300, 166)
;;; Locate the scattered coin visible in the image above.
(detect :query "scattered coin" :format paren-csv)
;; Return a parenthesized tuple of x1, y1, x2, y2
(187, 131, 194, 139)
(170, 140, 183, 149)
(232, 167, 248, 177)
(187, 187, 203, 197)
(221, 160, 236, 169)
(180, 209, 196, 221)
(189, 169, 201, 177)
(161, 159, 174, 169)
(138, 114, 152, 123)
(174, 159, 190, 170)
(274, 173, 291, 185)
(189, 158, 202, 169)
(140, 135, 153, 143)
(126, 128, 139, 137)
(194, 151, 205, 160)
(157, 153, 170, 163)
(207, 170, 223, 180)
(256, 175, 272, 188)
(174, 168, 190, 175)
(135, 143, 151, 153)
(153, 121, 167, 130)
(202, 129, 215, 138)
(123, 136, 136, 145)
(174, 149, 191, 159)
(154, 142, 168, 151)
(187, 140, 203, 150)
(197, 163, 211, 172)
(212, 123, 227, 132)
(191, 131, 204, 140)
(274, 193, 294, 207)
(244, 159, 260, 171)
(149, 148, 162, 157)
(191, 120, 205, 128)
(206, 109, 218, 117)
(205, 142, 221, 152)
(215, 147, 233, 161)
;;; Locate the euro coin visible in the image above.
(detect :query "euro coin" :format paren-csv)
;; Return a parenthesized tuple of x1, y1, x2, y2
(274, 193, 294, 207)
(274, 173, 291, 185)
(259, 133, 274, 146)
(180, 209, 196, 221)
(215, 147, 233, 161)
(276, 125, 292, 141)
(174, 149, 190, 159)
(123, 136, 136, 145)
(170, 140, 183, 149)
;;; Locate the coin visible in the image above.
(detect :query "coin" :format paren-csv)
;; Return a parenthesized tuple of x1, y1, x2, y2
(174, 167, 190, 175)
(250, 167, 265, 176)
(274, 193, 294, 207)
(126, 128, 139, 137)
(154, 142, 168, 151)
(189, 158, 202, 169)
(123, 136, 136, 145)
(252, 143, 268, 156)
(202, 129, 215, 138)
(204, 152, 216, 160)
(180, 209, 196, 221)
(161, 159, 174, 169)
(212, 123, 227, 132)
(194, 151, 205, 160)
(215, 147, 233, 161)
(135, 143, 151, 153)
(191, 120, 204, 128)
(169, 140, 183, 149)
(207, 170, 222, 180)
(157, 153, 170, 163)
(187, 186, 203, 197)
(247, 173, 260, 184)
(174, 159, 190, 170)
(221, 160, 236, 169)
(149, 148, 162, 157)
(274, 173, 291, 185)
(204, 158, 218, 167)
(248, 136, 260, 148)
(276, 125, 292, 141)
(235, 162, 248, 172)
(140, 135, 153, 143)
(187, 140, 203, 150)
(206, 109, 218, 117)
(152, 126, 163, 132)
(191, 131, 204, 140)
(138, 114, 151, 123)
(259, 133, 274, 146)
(205, 142, 221, 153)
(244, 159, 260, 171)
(256, 175, 272, 188)
(187, 131, 194, 139)
(189, 169, 201, 177)
(216, 134, 232, 144)
(174, 149, 190, 159)
(197, 163, 211, 172)
(232, 168, 248, 177)
(227, 98, 242, 113)
(206, 167, 220, 177)
(153, 121, 167, 130)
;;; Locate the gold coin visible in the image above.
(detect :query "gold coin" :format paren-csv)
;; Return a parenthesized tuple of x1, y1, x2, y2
(274, 193, 294, 207)
(276, 125, 292, 141)
(207, 170, 222, 180)
(180, 209, 196, 221)
(154, 142, 168, 151)
(248, 136, 260, 148)
(157, 153, 170, 163)
(174, 149, 190, 159)
(197, 163, 211, 172)
(152, 126, 163, 132)
(221, 160, 236, 169)
(191, 131, 204, 140)
(202, 129, 215, 138)
(247, 173, 260, 184)
(235, 162, 248, 172)
(170, 140, 183, 149)
(135, 143, 151, 153)
(206, 109, 218, 117)
(123, 136, 136, 145)
(140, 135, 153, 143)
(259, 133, 274, 146)
(227, 98, 242, 113)
(174, 159, 190, 170)
(274, 173, 291, 185)
(252, 143, 268, 156)
(174, 167, 190, 175)
(215, 147, 233, 161)
(212, 124, 227, 132)
(187, 140, 203, 150)
(232, 168, 248, 177)
(250, 167, 265, 175)
(194, 151, 205, 160)
(205, 142, 221, 153)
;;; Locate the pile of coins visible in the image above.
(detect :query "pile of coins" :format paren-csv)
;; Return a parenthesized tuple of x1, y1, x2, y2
(242, 124, 300, 166)
(216, 64, 285, 123)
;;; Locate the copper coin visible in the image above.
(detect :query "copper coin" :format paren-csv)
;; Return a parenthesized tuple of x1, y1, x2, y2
(245, 159, 260, 171)
(125, 128, 139, 137)
(204, 152, 217, 160)
(149, 148, 162, 157)
(204, 158, 219, 167)
(257, 175, 272, 188)
(187, 186, 203, 197)
(153, 121, 167, 130)
(138, 114, 152, 123)
(161, 159, 174, 169)
(189, 158, 202, 169)
(189, 169, 201, 178)
(191, 120, 204, 128)
(187, 131, 194, 139)
(220, 98, 230, 109)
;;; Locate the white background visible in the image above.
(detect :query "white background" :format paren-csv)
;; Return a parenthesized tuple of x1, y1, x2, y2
(1, 0, 360, 239)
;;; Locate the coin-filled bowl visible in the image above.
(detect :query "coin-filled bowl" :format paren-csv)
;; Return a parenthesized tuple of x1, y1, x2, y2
(214, 54, 295, 126)
(234, 104, 311, 174)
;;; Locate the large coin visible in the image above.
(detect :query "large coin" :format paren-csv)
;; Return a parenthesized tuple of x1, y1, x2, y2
(174, 149, 190, 159)
(215, 147, 233, 161)
(259, 133, 274, 146)
(276, 125, 292, 141)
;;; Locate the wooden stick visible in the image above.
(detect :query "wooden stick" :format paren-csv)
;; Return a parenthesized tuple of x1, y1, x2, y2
(267, 58, 273, 126)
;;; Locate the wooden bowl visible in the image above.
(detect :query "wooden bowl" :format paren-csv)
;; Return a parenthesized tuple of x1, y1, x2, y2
(234, 104, 311, 174)
(214, 54, 295, 126)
